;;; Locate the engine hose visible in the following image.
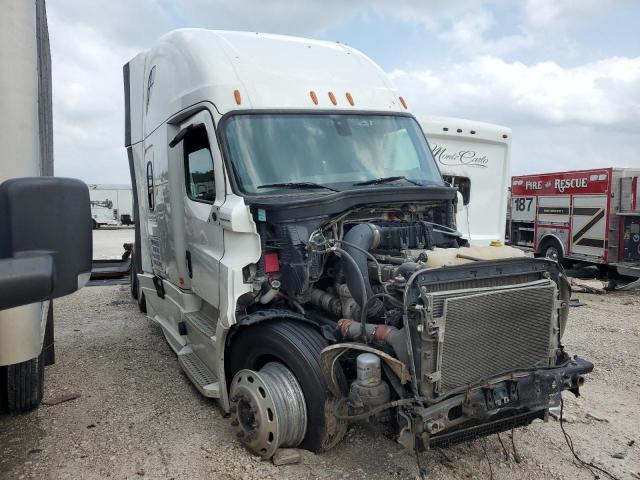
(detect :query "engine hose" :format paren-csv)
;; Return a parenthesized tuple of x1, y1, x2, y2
(341, 224, 384, 318)
(330, 246, 368, 317)
(331, 238, 384, 285)
(333, 397, 418, 421)
(337, 318, 409, 364)
(359, 293, 403, 344)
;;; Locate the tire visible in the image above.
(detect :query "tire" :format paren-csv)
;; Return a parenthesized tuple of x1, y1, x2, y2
(137, 290, 147, 313)
(130, 247, 145, 312)
(540, 238, 563, 262)
(0, 351, 44, 413)
(130, 264, 138, 300)
(227, 320, 335, 452)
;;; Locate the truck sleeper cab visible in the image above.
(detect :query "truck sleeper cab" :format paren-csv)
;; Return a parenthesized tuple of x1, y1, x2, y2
(124, 29, 592, 458)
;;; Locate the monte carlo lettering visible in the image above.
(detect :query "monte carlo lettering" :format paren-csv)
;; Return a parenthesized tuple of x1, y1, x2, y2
(431, 144, 488, 168)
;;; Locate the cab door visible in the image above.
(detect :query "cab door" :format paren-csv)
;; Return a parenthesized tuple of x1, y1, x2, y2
(172, 111, 225, 309)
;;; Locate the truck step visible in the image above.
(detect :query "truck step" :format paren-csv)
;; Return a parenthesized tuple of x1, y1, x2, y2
(177, 350, 220, 398)
(183, 311, 217, 339)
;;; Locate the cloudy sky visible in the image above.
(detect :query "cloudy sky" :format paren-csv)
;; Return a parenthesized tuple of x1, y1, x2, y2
(47, 0, 640, 184)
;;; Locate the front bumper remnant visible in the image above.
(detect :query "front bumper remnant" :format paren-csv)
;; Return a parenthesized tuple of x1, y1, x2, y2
(398, 356, 593, 451)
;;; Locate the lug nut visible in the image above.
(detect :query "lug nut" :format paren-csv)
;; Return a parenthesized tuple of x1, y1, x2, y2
(237, 431, 245, 439)
(231, 419, 239, 426)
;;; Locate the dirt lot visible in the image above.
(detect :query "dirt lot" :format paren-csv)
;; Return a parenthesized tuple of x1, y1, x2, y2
(1, 282, 638, 479)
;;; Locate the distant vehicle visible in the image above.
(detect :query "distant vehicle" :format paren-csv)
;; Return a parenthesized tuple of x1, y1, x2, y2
(0, 0, 91, 412)
(420, 116, 511, 246)
(509, 167, 640, 277)
(90, 199, 119, 229)
(88, 184, 135, 225)
(124, 29, 591, 459)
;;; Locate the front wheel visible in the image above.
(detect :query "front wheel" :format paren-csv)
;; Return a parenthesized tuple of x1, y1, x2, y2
(541, 238, 563, 262)
(227, 320, 345, 456)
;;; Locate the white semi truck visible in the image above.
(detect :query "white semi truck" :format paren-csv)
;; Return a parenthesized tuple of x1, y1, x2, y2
(420, 116, 511, 246)
(0, 0, 92, 412)
(124, 29, 592, 457)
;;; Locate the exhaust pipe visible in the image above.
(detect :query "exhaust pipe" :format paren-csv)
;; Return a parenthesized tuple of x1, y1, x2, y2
(337, 319, 409, 365)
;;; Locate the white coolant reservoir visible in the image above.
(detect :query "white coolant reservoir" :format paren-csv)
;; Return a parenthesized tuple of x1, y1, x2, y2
(424, 244, 525, 268)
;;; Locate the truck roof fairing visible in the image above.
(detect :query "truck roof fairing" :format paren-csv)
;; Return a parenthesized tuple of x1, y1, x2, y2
(124, 29, 408, 146)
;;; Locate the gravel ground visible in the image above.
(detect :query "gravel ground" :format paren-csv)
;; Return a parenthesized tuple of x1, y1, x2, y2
(0, 284, 638, 480)
(92, 228, 134, 260)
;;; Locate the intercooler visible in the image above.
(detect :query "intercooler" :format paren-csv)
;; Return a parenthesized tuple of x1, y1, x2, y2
(419, 279, 558, 399)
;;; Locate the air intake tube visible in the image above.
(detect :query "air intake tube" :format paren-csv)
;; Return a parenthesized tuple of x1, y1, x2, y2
(342, 224, 384, 318)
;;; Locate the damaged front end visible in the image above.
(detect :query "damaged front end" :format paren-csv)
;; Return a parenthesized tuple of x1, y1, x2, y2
(321, 257, 593, 451)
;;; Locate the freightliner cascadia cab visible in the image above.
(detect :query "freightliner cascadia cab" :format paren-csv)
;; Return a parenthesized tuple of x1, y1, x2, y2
(124, 29, 592, 457)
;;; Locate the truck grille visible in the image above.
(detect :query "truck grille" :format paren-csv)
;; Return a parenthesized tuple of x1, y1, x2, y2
(425, 280, 557, 395)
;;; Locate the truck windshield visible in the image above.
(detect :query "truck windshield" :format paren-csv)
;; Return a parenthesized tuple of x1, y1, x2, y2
(222, 113, 443, 194)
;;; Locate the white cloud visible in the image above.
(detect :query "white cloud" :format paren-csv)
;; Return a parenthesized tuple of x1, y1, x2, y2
(523, 0, 625, 29)
(439, 9, 533, 56)
(390, 55, 640, 126)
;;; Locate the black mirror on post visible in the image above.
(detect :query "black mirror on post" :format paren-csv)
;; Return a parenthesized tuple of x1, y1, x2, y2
(0, 177, 92, 310)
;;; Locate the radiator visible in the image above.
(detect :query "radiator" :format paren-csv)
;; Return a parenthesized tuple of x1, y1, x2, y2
(420, 279, 558, 398)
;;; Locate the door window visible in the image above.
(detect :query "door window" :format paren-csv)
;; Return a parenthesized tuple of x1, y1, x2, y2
(184, 126, 215, 203)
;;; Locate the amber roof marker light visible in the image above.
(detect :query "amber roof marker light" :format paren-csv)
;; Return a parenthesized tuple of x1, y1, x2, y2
(345, 92, 355, 106)
(399, 96, 408, 109)
(328, 91, 337, 105)
(309, 90, 318, 105)
(233, 89, 242, 105)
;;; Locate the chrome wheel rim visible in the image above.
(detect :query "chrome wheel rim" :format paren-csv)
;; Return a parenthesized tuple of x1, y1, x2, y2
(230, 362, 307, 458)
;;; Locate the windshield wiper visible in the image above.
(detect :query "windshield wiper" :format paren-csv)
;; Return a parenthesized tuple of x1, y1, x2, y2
(352, 176, 423, 187)
(257, 182, 339, 192)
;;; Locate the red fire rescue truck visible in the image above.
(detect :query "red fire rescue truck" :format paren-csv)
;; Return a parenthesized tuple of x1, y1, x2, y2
(509, 168, 640, 277)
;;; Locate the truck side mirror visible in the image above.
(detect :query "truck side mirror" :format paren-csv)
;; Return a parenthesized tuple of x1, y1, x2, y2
(0, 177, 92, 310)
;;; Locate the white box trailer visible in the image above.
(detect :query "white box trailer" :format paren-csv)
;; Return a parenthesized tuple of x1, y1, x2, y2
(419, 116, 511, 246)
(88, 184, 134, 225)
(124, 29, 591, 458)
(0, 0, 91, 414)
